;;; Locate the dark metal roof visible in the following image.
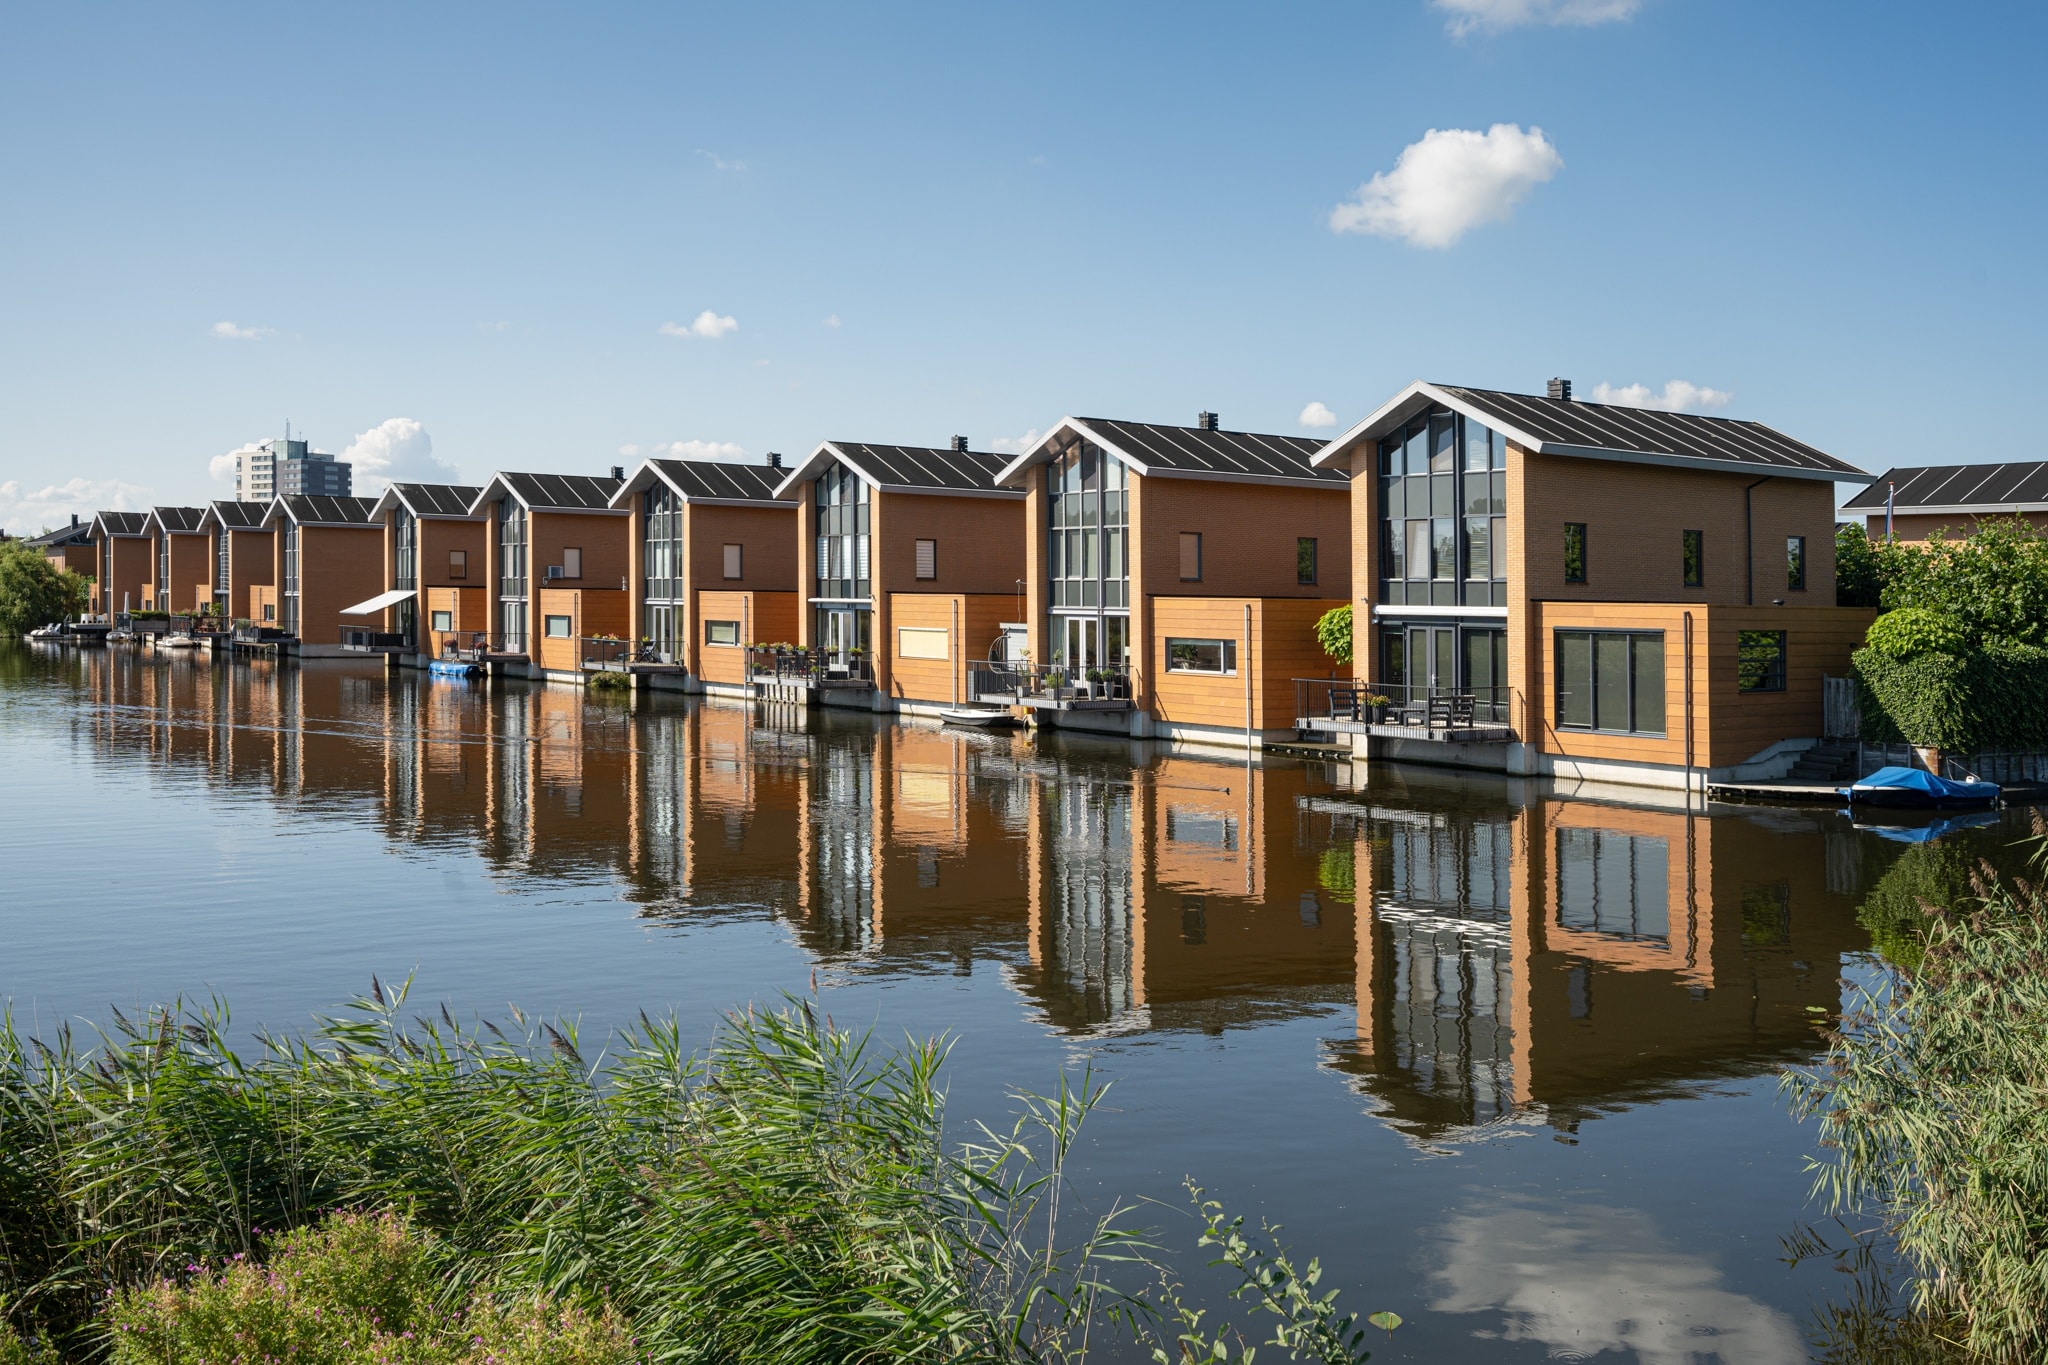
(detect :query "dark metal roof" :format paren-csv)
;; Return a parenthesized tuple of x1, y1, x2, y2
(1437, 385, 1864, 478)
(831, 443, 1017, 494)
(391, 482, 484, 517)
(23, 522, 93, 548)
(280, 495, 380, 526)
(1843, 462, 2048, 511)
(150, 506, 208, 534)
(496, 472, 624, 512)
(208, 500, 270, 531)
(93, 511, 150, 536)
(1077, 419, 1341, 484)
(649, 459, 791, 503)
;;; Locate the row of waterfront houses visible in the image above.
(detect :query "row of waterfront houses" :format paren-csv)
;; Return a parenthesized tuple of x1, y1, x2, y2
(33, 375, 1992, 792)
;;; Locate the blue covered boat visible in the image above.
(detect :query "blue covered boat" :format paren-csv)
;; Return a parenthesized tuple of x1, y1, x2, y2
(428, 658, 484, 678)
(1840, 765, 2000, 809)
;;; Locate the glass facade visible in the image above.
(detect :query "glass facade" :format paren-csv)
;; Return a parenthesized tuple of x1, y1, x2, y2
(814, 464, 869, 602)
(1377, 408, 1508, 608)
(394, 509, 417, 590)
(497, 500, 527, 652)
(1046, 434, 1130, 671)
(643, 484, 683, 660)
(280, 522, 300, 636)
(213, 531, 230, 603)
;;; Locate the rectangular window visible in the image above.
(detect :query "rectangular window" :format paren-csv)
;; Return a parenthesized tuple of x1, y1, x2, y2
(430, 609, 453, 632)
(897, 626, 948, 660)
(915, 538, 937, 580)
(1405, 520, 1429, 581)
(1464, 516, 1490, 580)
(1554, 630, 1665, 734)
(562, 547, 582, 579)
(723, 543, 743, 580)
(1787, 535, 1807, 591)
(1737, 630, 1787, 692)
(1179, 532, 1202, 581)
(1564, 523, 1588, 583)
(1682, 529, 1703, 588)
(449, 549, 467, 579)
(1166, 637, 1236, 674)
(544, 615, 572, 638)
(1432, 517, 1455, 580)
(263, 604, 275, 622)
(704, 619, 741, 646)
(1381, 521, 1404, 580)
(1296, 537, 1317, 586)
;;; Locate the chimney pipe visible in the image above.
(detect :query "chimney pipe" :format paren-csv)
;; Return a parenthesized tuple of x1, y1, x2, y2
(1547, 378, 1572, 402)
(1197, 411, 1219, 431)
(767, 451, 783, 469)
(611, 465, 625, 480)
(950, 435, 969, 453)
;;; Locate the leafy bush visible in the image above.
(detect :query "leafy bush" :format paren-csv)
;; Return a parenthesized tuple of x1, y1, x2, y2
(1863, 607, 1970, 660)
(1878, 518, 2048, 647)
(105, 1211, 633, 1365)
(1855, 638, 2048, 752)
(1313, 605, 1352, 666)
(1786, 822, 2048, 1360)
(0, 543, 89, 636)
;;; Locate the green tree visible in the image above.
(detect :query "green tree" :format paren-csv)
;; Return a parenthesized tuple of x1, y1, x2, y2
(0, 541, 88, 636)
(1878, 517, 2048, 646)
(1313, 603, 1352, 666)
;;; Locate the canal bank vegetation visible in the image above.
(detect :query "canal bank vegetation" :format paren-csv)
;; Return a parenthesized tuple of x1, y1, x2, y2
(0, 542, 90, 638)
(1787, 821, 2048, 1362)
(0, 985, 1388, 1364)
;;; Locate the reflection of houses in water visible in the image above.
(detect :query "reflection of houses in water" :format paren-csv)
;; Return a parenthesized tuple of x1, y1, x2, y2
(1321, 778, 1863, 1147)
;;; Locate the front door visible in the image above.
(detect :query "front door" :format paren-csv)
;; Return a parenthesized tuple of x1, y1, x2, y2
(1061, 616, 1101, 673)
(1402, 625, 1455, 702)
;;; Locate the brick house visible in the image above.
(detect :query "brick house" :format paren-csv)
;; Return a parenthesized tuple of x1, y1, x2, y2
(258, 496, 385, 656)
(200, 501, 274, 623)
(990, 413, 1351, 748)
(610, 456, 798, 694)
(89, 511, 152, 617)
(1306, 380, 1877, 790)
(1843, 461, 2048, 542)
(142, 507, 211, 615)
(367, 482, 486, 663)
(466, 471, 629, 680)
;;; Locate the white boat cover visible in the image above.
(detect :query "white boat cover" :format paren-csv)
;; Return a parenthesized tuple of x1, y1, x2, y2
(338, 588, 417, 616)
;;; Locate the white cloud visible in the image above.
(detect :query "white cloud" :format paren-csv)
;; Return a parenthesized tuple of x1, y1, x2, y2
(1588, 379, 1734, 412)
(0, 476, 151, 532)
(1431, 1200, 1802, 1365)
(210, 320, 274, 341)
(1436, 0, 1642, 35)
(1329, 124, 1562, 248)
(1299, 401, 1339, 429)
(697, 149, 746, 172)
(991, 429, 1044, 457)
(209, 442, 261, 485)
(822, 314, 842, 329)
(341, 418, 462, 495)
(660, 311, 739, 339)
(618, 440, 747, 462)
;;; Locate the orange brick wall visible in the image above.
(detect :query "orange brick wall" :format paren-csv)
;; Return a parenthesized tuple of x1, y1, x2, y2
(97, 536, 150, 615)
(695, 589, 797, 683)
(1149, 596, 1349, 732)
(162, 533, 211, 614)
(884, 592, 1016, 705)
(535, 587, 629, 673)
(298, 526, 387, 646)
(1866, 510, 2048, 542)
(423, 586, 488, 656)
(225, 529, 274, 621)
(1132, 477, 1352, 603)
(250, 583, 279, 625)
(525, 510, 631, 652)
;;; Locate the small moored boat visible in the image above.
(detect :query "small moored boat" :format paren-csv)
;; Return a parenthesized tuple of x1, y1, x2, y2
(429, 658, 484, 678)
(938, 707, 1020, 729)
(157, 633, 200, 650)
(26, 623, 66, 642)
(1841, 765, 2000, 810)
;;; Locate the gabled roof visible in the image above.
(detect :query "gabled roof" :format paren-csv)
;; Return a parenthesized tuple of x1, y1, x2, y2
(263, 495, 381, 529)
(1308, 381, 1869, 484)
(373, 482, 485, 519)
(1843, 462, 2048, 513)
(993, 416, 1340, 489)
(91, 511, 151, 538)
(611, 458, 796, 509)
(468, 472, 625, 515)
(22, 521, 93, 549)
(146, 506, 209, 535)
(202, 500, 271, 533)
(772, 442, 1023, 500)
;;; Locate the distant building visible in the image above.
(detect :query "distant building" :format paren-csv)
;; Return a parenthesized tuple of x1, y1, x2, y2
(235, 437, 351, 502)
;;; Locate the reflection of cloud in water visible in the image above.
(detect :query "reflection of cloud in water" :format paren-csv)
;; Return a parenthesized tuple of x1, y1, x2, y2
(1429, 1201, 1802, 1364)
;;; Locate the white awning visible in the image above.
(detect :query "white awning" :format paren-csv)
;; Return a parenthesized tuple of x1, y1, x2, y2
(338, 588, 417, 616)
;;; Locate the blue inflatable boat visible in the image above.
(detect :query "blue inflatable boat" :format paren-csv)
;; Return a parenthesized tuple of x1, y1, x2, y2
(1840, 765, 2000, 809)
(429, 658, 484, 678)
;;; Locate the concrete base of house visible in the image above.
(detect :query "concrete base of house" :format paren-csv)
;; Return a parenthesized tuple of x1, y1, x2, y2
(1346, 731, 1823, 795)
(1028, 707, 1152, 740)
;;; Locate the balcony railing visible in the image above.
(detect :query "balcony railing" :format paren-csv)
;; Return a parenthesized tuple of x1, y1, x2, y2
(1294, 679, 1515, 731)
(971, 661, 1133, 705)
(748, 647, 874, 687)
(580, 636, 633, 669)
(340, 627, 410, 650)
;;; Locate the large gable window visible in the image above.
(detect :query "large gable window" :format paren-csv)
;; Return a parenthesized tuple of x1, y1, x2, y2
(815, 463, 870, 601)
(1378, 408, 1507, 607)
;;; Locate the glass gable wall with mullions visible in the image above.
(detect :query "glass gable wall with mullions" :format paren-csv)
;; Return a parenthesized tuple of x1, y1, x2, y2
(642, 483, 684, 661)
(813, 464, 872, 662)
(1377, 408, 1508, 608)
(1046, 436, 1131, 673)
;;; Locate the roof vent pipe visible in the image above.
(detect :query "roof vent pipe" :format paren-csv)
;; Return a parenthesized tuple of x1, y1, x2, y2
(611, 465, 625, 480)
(1197, 411, 1219, 431)
(1547, 378, 1572, 402)
(950, 435, 969, 453)
(767, 451, 782, 469)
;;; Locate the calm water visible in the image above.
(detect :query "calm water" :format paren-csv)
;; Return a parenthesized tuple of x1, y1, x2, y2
(0, 642, 1993, 1361)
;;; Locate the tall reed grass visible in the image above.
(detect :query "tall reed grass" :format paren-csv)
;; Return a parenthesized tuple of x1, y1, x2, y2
(1786, 817, 2048, 1362)
(0, 984, 1385, 1363)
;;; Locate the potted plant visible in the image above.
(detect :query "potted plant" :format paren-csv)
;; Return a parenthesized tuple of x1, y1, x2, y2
(1365, 693, 1393, 723)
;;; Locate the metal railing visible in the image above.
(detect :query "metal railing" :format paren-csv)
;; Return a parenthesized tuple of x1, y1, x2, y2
(748, 647, 874, 687)
(971, 661, 1132, 703)
(339, 627, 409, 650)
(437, 631, 490, 661)
(1293, 679, 1513, 730)
(580, 636, 632, 669)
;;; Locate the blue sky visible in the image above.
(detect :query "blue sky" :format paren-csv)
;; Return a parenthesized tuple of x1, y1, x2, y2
(1, 1, 2042, 525)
